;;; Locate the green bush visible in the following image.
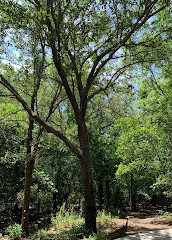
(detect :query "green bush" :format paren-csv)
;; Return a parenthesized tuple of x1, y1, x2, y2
(4, 223, 22, 239)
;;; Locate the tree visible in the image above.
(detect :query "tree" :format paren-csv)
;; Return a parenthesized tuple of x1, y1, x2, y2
(0, 122, 25, 210)
(0, 0, 170, 233)
(136, 62, 172, 208)
(116, 117, 157, 210)
(115, 59, 172, 209)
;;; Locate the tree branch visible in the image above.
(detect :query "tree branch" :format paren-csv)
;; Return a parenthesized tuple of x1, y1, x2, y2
(46, 5, 80, 120)
(0, 74, 83, 161)
(83, 0, 162, 104)
(148, 67, 165, 95)
(0, 94, 15, 98)
(87, 58, 160, 101)
(66, 48, 84, 99)
(61, 0, 72, 19)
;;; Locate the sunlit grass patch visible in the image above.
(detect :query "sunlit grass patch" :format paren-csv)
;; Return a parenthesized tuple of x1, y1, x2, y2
(97, 210, 112, 225)
(157, 210, 172, 225)
(31, 228, 56, 240)
(31, 206, 117, 239)
(88, 233, 108, 240)
(96, 209, 117, 237)
(51, 203, 84, 229)
(58, 224, 89, 239)
(158, 210, 172, 218)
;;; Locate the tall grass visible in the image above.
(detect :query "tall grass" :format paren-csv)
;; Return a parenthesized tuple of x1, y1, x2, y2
(97, 210, 112, 225)
(32, 205, 114, 240)
(51, 203, 84, 229)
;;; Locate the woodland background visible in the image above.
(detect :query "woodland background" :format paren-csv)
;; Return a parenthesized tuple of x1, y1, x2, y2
(0, 0, 171, 239)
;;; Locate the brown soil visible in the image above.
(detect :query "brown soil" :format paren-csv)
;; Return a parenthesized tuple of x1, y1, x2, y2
(103, 209, 172, 240)
(103, 218, 171, 239)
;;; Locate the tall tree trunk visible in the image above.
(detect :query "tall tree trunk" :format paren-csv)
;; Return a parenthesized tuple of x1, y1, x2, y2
(129, 173, 136, 211)
(160, 189, 164, 210)
(37, 183, 40, 217)
(21, 155, 35, 236)
(21, 117, 34, 237)
(53, 184, 58, 213)
(21, 124, 43, 237)
(98, 182, 104, 209)
(81, 156, 97, 233)
(79, 122, 97, 233)
(105, 180, 110, 209)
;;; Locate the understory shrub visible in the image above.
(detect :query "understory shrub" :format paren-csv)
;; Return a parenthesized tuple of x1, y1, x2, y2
(4, 223, 22, 239)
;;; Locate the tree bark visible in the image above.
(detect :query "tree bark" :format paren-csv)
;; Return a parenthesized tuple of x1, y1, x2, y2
(37, 183, 40, 217)
(79, 122, 97, 233)
(21, 123, 43, 236)
(21, 142, 41, 236)
(160, 189, 164, 210)
(53, 184, 58, 213)
(105, 180, 110, 209)
(81, 158, 97, 233)
(21, 155, 35, 236)
(21, 117, 34, 237)
(129, 173, 136, 211)
(98, 182, 104, 209)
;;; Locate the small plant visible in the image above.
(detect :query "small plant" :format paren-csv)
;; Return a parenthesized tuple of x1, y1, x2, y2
(158, 210, 172, 220)
(89, 233, 108, 240)
(59, 224, 89, 240)
(97, 210, 112, 225)
(31, 228, 54, 240)
(4, 223, 22, 239)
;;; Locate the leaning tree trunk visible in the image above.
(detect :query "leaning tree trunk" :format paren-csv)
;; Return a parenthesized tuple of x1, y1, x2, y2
(79, 122, 97, 233)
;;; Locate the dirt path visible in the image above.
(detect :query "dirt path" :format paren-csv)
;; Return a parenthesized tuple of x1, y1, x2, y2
(115, 229, 172, 240)
(105, 216, 172, 239)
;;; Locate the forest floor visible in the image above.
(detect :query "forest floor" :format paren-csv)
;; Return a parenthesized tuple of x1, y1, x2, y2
(0, 208, 172, 240)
